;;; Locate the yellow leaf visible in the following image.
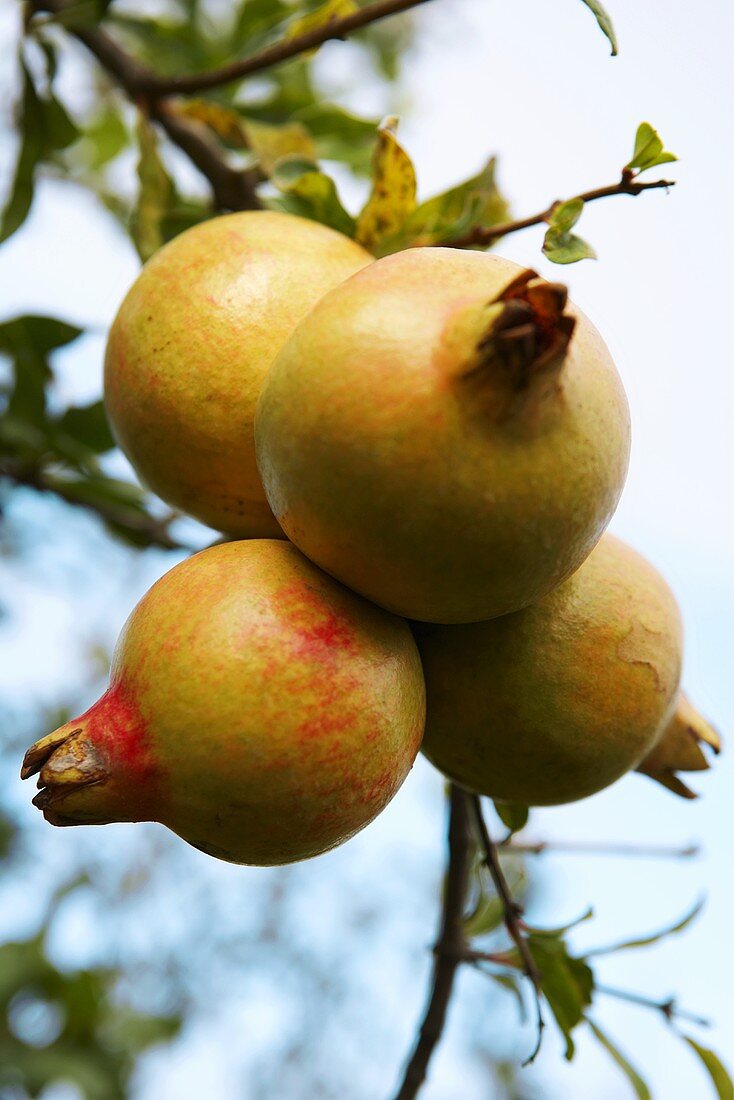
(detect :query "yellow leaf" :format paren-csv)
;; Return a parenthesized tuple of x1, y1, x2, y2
(356, 117, 417, 254)
(133, 114, 173, 262)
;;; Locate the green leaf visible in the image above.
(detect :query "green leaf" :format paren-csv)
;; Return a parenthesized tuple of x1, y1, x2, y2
(527, 936, 594, 1059)
(586, 899, 703, 957)
(465, 860, 527, 938)
(286, 0, 358, 44)
(682, 1036, 734, 1100)
(543, 228, 597, 264)
(268, 157, 356, 236)
(356, 117, 417, 254)
(43, 94, 80, 152)
(0, 314, 83, 424)
(580, 0, 618, 55)
(587, 1019, 651, 1099)
(525, 909, 594, 939)
(547, 197, 584, 233)
(625, 122, 678, 173)
(383, 157, 510, 251)
(132, 114, 174, 261)
(543, 200, 596, 263)
(54, 401, 116, 455)
(244, 117, 315, 173)
(488, 972, 527, 1020)
(292, 102, 379, 175)
(81, 105, 129, 169)
(0, 59, 45, 244)
(494, 801, 529, 835)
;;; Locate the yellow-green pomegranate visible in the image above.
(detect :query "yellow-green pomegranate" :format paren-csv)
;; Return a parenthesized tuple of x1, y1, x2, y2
(255, 248, 630, 623)
(21, 541, 425, 865)
(105, 211, 371, 538)
(414, 534, 718, 806)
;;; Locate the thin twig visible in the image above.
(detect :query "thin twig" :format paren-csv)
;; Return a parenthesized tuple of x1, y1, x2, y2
(145, 0, 437, 97)
(501, 839, 700, 860)
(470, 795, 545, 1064)
(595, 984, 711, 1028)
(445, 172, 675, 249)
(393, 785, 472, 1100)
(1, 462, 189, 551)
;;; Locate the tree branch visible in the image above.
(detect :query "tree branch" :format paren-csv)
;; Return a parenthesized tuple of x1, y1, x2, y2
(392, 784, 472, 1100)
(470, 794, 545, 1064)
(145, 0, 438, 98)
(595, 984, 711, 1028)
(501, 839, 700, 860)
(28, 0, 262, 211)
(445, 172, 675, 249)
(1, 461, 190, 551)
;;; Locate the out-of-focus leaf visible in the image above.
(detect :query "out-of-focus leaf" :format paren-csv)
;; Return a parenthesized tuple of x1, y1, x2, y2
(356, 117, 416, 254)
(587, 1019, 651, 1099)
(81, 105, 129, 169)
(0, 809, 17, 861)
(268, 157, 355, 235)
(132, 114, 173, 261)
(494, 801, 529, 835)
(468, 849, 526, 937)
(0, 314, 83, 424)
(387, 156, 509, 250)
(286, 0, 358, 45)
(488, 972, 527, 1020)
(231, 0, 291, 48)
(293, 102, 379, 175)
(624, 121, 677, 173)
(586, 899, 703, 957)
(244, 118, 315, 173)
(43, 95, 80, 152)
(0, 927, 181, 1100)
(54, 401, 116, 455)
(178, 99, 249, 147)
(526, 936, 594, 1059)
(543, 198, 597, 264)
(0, 59, 45, 244)
(179, 101, 314, 172)
(580, 0, 618, 55)
(525, 909, 594, 939)
(682, 1036, 734, 1100)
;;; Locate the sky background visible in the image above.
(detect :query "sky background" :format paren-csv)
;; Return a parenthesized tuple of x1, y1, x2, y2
(1, 0, 733, 1097)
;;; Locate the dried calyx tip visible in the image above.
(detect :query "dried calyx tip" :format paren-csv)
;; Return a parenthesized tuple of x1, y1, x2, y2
(637, 695, 721, 800)
(472, 269, 575, 388)
(20, 722, 108, 826)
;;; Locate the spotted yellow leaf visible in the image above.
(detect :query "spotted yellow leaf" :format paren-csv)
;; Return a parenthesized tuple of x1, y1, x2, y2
(356, 117, 417, 254)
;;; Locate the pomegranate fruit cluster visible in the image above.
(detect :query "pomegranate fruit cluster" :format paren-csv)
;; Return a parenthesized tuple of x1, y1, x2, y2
(22, 211, 719, 865)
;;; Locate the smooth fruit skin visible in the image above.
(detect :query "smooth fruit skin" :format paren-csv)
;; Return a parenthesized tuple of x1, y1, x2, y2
(21, 541, 425, 865)
(255, 248, 630, 623)
(414, 535, 703, 807)
(104, 211, 372, 538)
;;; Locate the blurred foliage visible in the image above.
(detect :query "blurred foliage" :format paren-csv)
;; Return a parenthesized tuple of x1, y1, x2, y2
(0, 928, 181, 1100)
